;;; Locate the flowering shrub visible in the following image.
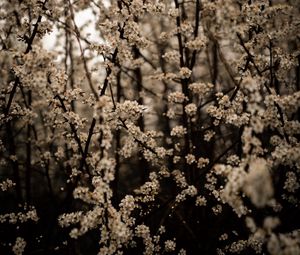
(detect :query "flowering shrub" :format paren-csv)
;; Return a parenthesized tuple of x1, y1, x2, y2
(0, 0, 300, 254)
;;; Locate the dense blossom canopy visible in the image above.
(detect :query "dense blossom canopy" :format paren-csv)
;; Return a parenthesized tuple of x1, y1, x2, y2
(0, 0, 300, 254)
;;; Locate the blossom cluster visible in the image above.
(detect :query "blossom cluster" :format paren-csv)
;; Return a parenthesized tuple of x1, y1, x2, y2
(0, 0, 299, 254)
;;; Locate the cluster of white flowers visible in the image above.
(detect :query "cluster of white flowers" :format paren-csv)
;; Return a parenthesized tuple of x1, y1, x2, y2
(219, 165, 248, 217)
(12, 237, 26, 255)
(135, 224, 155, 255)
(58, 211, 83, 228)
(271, 142, 300, 168)
(185, 36, 207, 50)
(184, 103, 197, 117)
(228, 240, 248, 253)
(167, 8, 179, 18)
(0, 207, 39, 224)
(119, 136, 138, 158)
(172, 170, 188, 189)
(195, 196, 207, 207)
(185, 154, 196, 165)
(284, 172, 299, 193)
(170, 125, 187, 137)
(168, 92, 187, 104)
(162, 50, 181, 63)
(204, 130, 215, 142)
(244, 158, 274, 208)
(0, 179, 15, 191)
(179, 67, 192, 79)
(116, 100, 145, 122)
(164, 240, 176, 252)
(175, 185, 197, 203)
(267, 230, 300, 255)
(93, 157, 116, 182)
(119, 195, 136, 226)
(207, 92, 250, 127)
(188, 82, 214, 97)
(197, 157, 209, 169)
(135, 173, 160, 203)
(145, 2, 165, 14)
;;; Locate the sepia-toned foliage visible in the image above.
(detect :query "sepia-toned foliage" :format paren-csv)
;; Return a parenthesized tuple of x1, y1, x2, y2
(0, 0, 300, 254)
